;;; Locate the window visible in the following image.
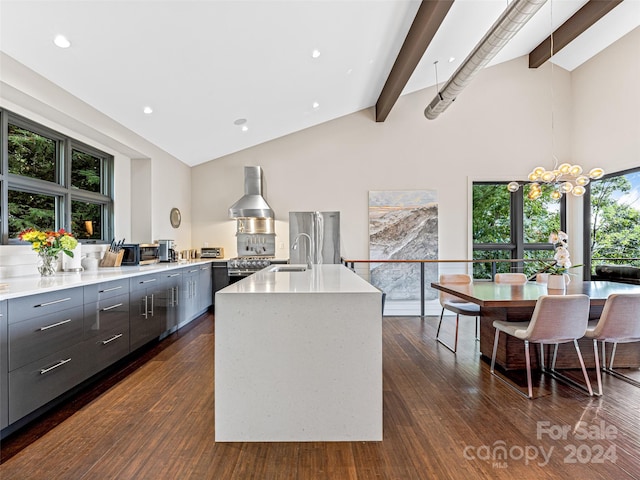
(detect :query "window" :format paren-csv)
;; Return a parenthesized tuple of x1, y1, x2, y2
(1, 109, 114, 243)
(472, 182, 565, 279)
(585, 167, 640, 276)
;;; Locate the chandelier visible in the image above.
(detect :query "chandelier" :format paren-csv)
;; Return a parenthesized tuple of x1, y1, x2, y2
(507, 161, 604, 200)
(507, 2, 604, 201)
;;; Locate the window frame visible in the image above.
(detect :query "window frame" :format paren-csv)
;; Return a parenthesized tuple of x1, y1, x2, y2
(1, 108, 114, 244)
(472, 181, 566, 276)
(582, 166, 640, 279)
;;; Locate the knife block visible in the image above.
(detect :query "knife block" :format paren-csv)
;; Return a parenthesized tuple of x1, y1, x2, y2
(100, 250, 124, 267)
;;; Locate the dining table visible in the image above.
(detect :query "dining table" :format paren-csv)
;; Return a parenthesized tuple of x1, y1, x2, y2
(430, 280, 640, 370)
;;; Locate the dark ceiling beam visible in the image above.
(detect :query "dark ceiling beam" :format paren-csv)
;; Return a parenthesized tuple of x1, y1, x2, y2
(528, 0, 623, 68)
(375, 0, 454, 122)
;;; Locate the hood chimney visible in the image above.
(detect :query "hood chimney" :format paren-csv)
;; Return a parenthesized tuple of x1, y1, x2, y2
(228, 166, 274, 219)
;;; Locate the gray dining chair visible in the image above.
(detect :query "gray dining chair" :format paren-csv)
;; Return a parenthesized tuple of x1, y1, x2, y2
(437, 274, 480, 353)
(490, 294, 593, 399)
(585, 293, 640, 395)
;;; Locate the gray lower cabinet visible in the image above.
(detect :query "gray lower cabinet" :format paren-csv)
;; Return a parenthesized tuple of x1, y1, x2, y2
(1, 261, 214, 432)
(181, 266, 200, 322)
(1, 300, 8, 429)
(160, 271, 182, 333)
(7, 287, 85, 424)
(197, 263, 213, 313)
(129, 274, 164, 350)
(83, 280, 130, 378)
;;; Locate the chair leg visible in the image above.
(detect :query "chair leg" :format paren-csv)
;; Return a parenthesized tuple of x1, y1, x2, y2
(608, 342, 618, 371)
(593, 339, 603, 396)
(573, 339, 594, 396)
(436, 308, 445, 338)
(475, 317, 479, 341)
(453, 315, 459, 353)
(436, 308, 457, 354)
(490, 328, 499, 373)
(602, 341, 640, 389)
(551, 344, 559, 370)
(525, 340, 533, 399)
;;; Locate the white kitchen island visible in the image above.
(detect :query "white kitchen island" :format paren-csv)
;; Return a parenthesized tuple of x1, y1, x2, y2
(214, 264, 382, 442)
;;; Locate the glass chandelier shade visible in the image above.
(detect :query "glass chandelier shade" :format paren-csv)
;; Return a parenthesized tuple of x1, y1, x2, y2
(507, 162, 604, 200)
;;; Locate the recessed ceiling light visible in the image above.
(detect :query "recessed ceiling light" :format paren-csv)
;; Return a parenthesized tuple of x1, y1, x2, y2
(311, 49, 321, 59)
(53, 34, 71, 49)
(448, 57, 456, 63)
(312, 102, 320, 109)
(241, 125, 249, 132)
(143, 106, 153, 114)
(233, 118, 247, 125)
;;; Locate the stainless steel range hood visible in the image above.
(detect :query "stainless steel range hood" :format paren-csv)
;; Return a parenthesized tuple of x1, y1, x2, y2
(228, 166, 274, 219)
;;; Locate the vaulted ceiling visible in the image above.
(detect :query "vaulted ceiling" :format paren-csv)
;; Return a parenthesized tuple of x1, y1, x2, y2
(1, 0, 638, 166)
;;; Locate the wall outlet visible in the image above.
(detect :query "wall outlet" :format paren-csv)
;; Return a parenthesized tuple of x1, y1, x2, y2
(279, 242, 284, 250)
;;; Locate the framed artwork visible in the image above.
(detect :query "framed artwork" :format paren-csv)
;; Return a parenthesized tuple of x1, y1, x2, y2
(369, 190, 438, 303)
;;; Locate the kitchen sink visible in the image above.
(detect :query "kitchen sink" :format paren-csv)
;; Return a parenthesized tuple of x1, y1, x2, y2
(268, 264, 308, 272)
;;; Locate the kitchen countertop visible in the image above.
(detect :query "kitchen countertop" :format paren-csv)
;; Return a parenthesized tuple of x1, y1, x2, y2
(0, 259, 213, 301)
(217, 263, 380, 294)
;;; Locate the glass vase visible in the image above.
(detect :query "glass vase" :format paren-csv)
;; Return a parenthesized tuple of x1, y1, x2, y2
(37, 252, 59, 276)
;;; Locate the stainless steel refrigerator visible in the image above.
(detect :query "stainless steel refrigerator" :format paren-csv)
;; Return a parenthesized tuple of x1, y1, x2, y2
(289, 211, 340, 264)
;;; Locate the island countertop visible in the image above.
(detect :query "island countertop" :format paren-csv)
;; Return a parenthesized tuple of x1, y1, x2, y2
(215, 263, 383, 442)
(217, 263, 381, 294)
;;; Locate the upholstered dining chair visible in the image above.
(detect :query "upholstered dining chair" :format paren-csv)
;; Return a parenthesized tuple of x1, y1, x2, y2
(490, 294, 592, 399)
(494, 273, 528, 284)
(437, 274, 480, 353)
(585, 293, 640, 395)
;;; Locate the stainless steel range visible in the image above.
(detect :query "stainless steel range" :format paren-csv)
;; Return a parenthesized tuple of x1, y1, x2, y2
(227, 256, 275, 277)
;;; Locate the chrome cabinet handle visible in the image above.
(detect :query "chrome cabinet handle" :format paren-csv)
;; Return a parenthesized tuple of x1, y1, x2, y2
(140, 278, 157, 284)
(102, 333, 123, 345)
(168, 273, 180, 277)
(101, 303, 123, 312)
(149, 294, 154, 316)
(40, 358, 71, 374)
(36, 297, 71, 307)
(99, 286, 123, 293)
(39, 318, 72, 331)
(189, 269, 198, 273)
(142, 296, 148, 318)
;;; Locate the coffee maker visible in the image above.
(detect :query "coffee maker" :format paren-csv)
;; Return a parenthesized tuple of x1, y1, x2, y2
(158, 239, 177, 262)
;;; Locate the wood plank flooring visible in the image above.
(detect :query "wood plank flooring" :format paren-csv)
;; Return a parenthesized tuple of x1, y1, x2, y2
(1, 312, 639, 479)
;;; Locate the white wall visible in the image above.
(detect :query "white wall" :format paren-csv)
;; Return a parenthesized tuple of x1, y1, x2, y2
(192, 28, 639, 264)
(191, 56, 573, 261)
(572, 26, 640, 172)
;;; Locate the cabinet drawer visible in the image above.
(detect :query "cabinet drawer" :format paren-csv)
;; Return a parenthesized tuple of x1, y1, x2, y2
(8, 342, 87, 424)
(130, 274, 162, 293)
(84, 329, 130, 378)
(8, 287, 83, 324)
(84, 293, 130, 339)
(84, 278, 130, 304)
(8, 305, 84, 371)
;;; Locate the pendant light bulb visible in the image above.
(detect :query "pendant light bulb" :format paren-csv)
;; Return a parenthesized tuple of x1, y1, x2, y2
(560, 181, 574, 193)
(575, 175, 590, 186)
(589, 168, 604, 179)
(558, 163, 572, 174)
(507, 181, 520, 193)
(569, 165, 583, 176)
(572, 185, 586, 196)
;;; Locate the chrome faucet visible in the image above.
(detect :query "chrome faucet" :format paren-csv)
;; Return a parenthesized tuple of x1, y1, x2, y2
(292, 233, 314, 269)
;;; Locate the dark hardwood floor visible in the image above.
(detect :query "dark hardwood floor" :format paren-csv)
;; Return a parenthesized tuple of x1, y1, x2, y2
(1, 312, 639, 479)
